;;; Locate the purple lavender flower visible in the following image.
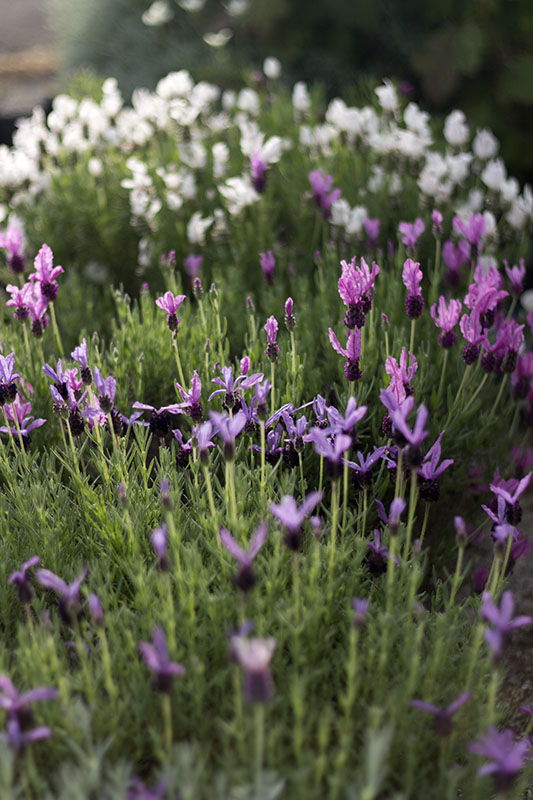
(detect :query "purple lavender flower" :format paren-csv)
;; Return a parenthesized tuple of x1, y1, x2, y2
(71, 338, 92, 385)
(410, 692, 471, 737)
(252, 423, 283, 465)
(0, 224, 25, 274)
(375, 497, 406, 535)
(326, 396, 367, 438)
(132, 401, 183, 441)
(219, 521, 268, 592)
(8, 556, 40, 605)
(209, 366, 264, 411)
(250, 154, 268, 193)
(490, 472, 531, 525)
(151, 525, 169, 570)
(385, 349, 417, 407)
(504, 258, 526, 296)
(338, 257, 380, 329)
(5, 283, 32, 321)
(431, 209, 443, 235)
(481, 590, 532, 657)
(184, 253, 203, 280)
(127, 777, 171, 800)
(468, 726, 530, 793)
(155, 292, 186, 332)
(352, 598, 369, 629)
(210, 410, 247, 460)
(460, 309, 486, 364)
(0, 675, 58, 727)
(259, 251, 275, 284)
(431, 297, 462, 348)
(365, 529, 400, 576)
(93, 367, 116, 413)
(418, 431, 454, 502)
(270, 492, 322, 550)
(0, 352, 19, 404)
(284, 297, 295, 331)
(196, 420, 215, 465)
(230, 635, 277, 703)
(0, 717, 52, 755)
(347, 446, 387, 490)
(309, 170, 341, 219)
(176, 370, 203, 421)
(388, 395, 429, 459)
(26, 284, 49, 337)
(309, 429, 352, 479)
(364, 217, 380, 248)
(398, 218, 425, 251)
(264, 315, 280, 362)
(87, 593, 104, 626)
(402, 258, 424, 319)
(139, 627, 185, 693)
(28, 244, 64, 301)
(453, 211, 486, 247)
(36, 567, 88, 624)
(329, 328, 362, 381)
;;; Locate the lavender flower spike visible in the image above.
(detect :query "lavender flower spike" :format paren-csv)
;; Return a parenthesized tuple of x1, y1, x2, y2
(36, 567, 88, 624)
(264, 315, 280, 361)
(0, 675, 59, 717)
(270, 491, 322, 550)
(219, 521, 268, 592)
(155, 291, 186, 332)
(410, 692, 471, 736)
(468, 726, 529, 793)
(230, 635, 277, 703)
(481, 590, 532, 657)
(0, 717, 52, 755)
(8, 556, 40, 605)
(139, 627, 185, 693)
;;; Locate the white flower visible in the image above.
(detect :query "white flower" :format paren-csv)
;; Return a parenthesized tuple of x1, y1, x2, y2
(203, 28, 233, 48)
(346, 206, 368, 236)
(222, 90, 236, 111)
(501, 177, 519, 205)
(187, 212, 214, 245)
(179, 141, 206, 170)
(191, 82, 220, 111)
(218, 175, 259, 215)
(263, 57, 281, 80)
(481, 158, 507, 192)
(483, 210, 498, 240)
(403, 102, 430, 136)
(88, 158, 103, 177)
(521, 289, 533, 313)
(473, 128, 498, 160)
(444, 110, 469, 147)
(142, 0, 173, 26)
(156, 71, 194, 99)
(292, 82, 310, 116)
(375, 80, 398, 113)
(177, 0, 205, 11)
(446, 152, 472, 184)
(236, 88, 260, 116)
(330, 198, 350, 227)
(224, 0, 249, 16)
(212, 142, 229, 179)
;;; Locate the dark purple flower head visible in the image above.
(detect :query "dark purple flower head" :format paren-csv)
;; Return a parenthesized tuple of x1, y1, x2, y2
(453, 212, 486, 247)
(284, 297, 295, 331)
(338, 257, 380, 315)
(36, 567, 88, 624)
(431, 297, 462, 347)
(347, 446, 387, 489)
(0, 716, 52, 755)
(259, 251, 275, 283)
(309, 170, 341, 219)
(365, 529, 400, 576)
(230, 635, 277, 703)
(443, 239, 470, 273)
(398, 218, 425, 250)
(329, 328, 363, 380)
(209, 365, 263, 408)
(418, 431, 454, 481)
(0, 353, 19, 388)
(8, 556, 40, 605)
(139, 627, 185, 693)
(389, 396, 429, 450)
(155, 292, 186, 332)
(481, 590, 532, 657)
(468, 726, 530, 792)
(410, 692, 471, 737)
(491, 472, 531, 511)
(5, 282, 33, 321)
(309, 429, 352, 477)
(219, 521, 268, 592)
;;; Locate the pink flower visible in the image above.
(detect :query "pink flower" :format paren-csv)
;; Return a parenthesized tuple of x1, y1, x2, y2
(398, 218, 425, 249)
(453, 212, 486, 247)
(155, 291, 186, 331)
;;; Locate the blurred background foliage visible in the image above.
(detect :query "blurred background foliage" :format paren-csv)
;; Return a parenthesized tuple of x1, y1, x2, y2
(46, 0, 533, 183)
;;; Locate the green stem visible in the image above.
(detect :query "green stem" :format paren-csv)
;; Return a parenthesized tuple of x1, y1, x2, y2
(172, 335, 186, 389)
(49, 301, 64, 358)
(260, 421, 266, 507)
(161, 693, 173, 755)
(270, 361, 275, 417)
(254, 703, 265, 788)
(488, 374, 508, 420)
(409, 318, 416, 355)
(436, 349, 449, 407)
